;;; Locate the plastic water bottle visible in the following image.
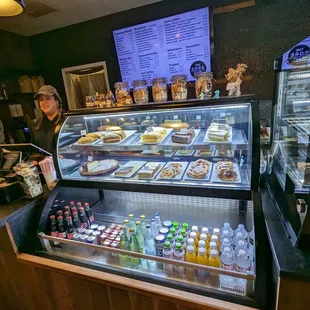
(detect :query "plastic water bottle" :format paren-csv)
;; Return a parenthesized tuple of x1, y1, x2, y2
(155, 212, 162, 233)
(221, 222, 234, 238)
(234, 232, 246, 248)
(235, 240, 249, 257)
(151, 218, 157, 238)
(163, 241, 174, 259)
(220, 247, 235, 270)
(173, 242, 185, 273)
(235, 249, 251, 273)
(222, 230, 233, 245)
(140, 214, 147, 237)
(144, 224, 157, 269)
(235, 224, 248, 241)
(220, 238, 233, 254)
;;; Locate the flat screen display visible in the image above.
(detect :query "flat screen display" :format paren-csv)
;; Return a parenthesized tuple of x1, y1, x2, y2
(113, 7, 211, 84)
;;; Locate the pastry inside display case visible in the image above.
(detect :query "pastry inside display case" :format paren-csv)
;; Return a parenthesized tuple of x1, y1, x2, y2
(56, 102, 253, 190)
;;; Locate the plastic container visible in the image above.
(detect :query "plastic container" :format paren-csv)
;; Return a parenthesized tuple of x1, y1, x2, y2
(152, 77, 168, 102)
(189, 231, 198, 247)
(221, 247, 235, 270)
(211, 235, 220, 249)
(235, 249, 251, 273)
(191, 225, 200, 239)
(199, 233, 209, 249)
(212, 228, 221, 242)
(220, 238, 233, 254)
(234, 232, 247, 248)
(207, 241, 217, 257)
(201, 227, 211, 241)
(221, 222, 234, 238)
(195, 72, 213, 99)
(197, 247, 208, 265)
(171, 74, 188, 101)
(115, 82, 132, 106)
(208, 249, 220, 268)
(235, 239, 249, 257)
(133, 80, 149, 104)
(234, 224, 248, 241)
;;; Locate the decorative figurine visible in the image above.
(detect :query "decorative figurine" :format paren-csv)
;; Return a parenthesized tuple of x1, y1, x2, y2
(214, 90, 220, 99)
(225, 63, 248, 96)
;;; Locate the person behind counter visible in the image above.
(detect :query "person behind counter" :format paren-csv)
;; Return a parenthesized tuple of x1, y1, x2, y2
(32, 85, 63, 154)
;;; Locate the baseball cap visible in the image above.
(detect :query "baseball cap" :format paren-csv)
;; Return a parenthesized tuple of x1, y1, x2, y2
(34, 85, 62, 102)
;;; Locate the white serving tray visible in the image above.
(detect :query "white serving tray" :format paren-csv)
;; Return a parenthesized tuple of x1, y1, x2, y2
(139, 128, 173, 145)
(211, 162, 241, 183)
(203, 127, 232, 144)
(135, 162, 166, 180)
(110, 161, 147, 178)
(175, 150, 195, 157)
(183, 162, 213, 182)
(170, 129, 201, 146)
(156, 161, 188, 181)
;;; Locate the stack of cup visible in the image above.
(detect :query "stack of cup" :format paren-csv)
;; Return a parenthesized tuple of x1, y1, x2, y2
(39, 156, 57, 190)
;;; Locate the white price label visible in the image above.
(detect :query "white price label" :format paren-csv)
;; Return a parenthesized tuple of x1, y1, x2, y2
(153, 116, 156, 119)
(196, 115, 201, 120)
(173, 115, 178, 120)
(88, 156, 93, 162)
(146, 116, 150, 120)
(147, 127, 154, 132)
(220, 113, 226, 118)
(80, 130, 86, 136)
(180, 128, 188, 134)
(130, 118, 135, 121)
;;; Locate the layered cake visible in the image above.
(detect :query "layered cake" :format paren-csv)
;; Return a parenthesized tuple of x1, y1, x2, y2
(79, 160, 119, 176)
(137, 163, 161, 179)
(114, 166, 135, 176)
(171, 129, 195, 144)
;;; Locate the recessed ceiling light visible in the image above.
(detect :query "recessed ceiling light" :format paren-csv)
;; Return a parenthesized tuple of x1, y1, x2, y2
(0, 0, 26, 17)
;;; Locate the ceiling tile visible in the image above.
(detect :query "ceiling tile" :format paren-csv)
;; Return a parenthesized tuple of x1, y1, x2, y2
(8, 20, 53, 36)
(102, 0, 152, 12)
(35, 11, 80, 27)
(68, 1, 114, 21)
(42, 0, 99, 11)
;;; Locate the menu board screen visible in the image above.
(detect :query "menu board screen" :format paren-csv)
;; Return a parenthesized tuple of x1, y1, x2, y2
(113, 7, 211, 84)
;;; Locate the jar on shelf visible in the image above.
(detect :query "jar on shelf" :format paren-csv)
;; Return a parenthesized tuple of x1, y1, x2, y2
(171, 75, 188, 101)
(133, 80, 149, 104)
(114, 82, 133, 106)
(152, 77, 168, 103)
(195, 72, 213, 99)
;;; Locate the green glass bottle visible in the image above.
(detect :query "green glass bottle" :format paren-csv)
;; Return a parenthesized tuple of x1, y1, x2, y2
(119, 226, 130, 266)
(129, 227, 140, 265)
(135, 221, 145, 254)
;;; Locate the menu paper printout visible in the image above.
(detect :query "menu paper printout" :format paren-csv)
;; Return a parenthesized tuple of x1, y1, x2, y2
(113, 7, 211, 84)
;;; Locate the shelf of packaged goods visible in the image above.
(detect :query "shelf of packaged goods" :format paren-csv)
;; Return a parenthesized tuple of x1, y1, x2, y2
(282, 117, 310, 145)
(37, 232, 255, 298)
(70, 129, 249, 152)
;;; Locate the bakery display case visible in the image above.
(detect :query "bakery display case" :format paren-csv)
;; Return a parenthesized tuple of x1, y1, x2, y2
(36, 97, 267, 308)
(267, 51, 310, 247)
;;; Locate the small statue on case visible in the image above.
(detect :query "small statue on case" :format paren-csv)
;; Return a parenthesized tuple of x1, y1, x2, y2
(225, 63, 248, 97)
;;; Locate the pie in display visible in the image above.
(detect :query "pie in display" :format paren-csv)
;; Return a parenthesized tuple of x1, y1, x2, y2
(160, 163, 183, 178)
(187, 159, 210, 179)
(79, 160, 119, 176)
(215, 161, 237, 181)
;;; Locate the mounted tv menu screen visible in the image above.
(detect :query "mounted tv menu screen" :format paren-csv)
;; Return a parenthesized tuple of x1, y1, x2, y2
(113, 7, 211, 84)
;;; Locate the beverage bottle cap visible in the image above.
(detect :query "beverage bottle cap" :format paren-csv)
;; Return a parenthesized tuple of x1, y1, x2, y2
(192, 225, 198, 233)
(140, 214, 145, 219)
(209, 241, 217, 249)
(200, 233, 207, 241)
(222, 238, 230, 245)
(136, 221, 141, 225)
(198, 240, 206, 248)
(151, 218, 155, 222)
(167, 233, 173, 241)
(124, 219, 129, 224)
(129, 214, 134, 218)
(50, 215, 55, 219)
(187, 245, 194, 253)
(182, 222, 189, 230)
(170, 227, 176, 235)
(175, 242, 182, 250)
(210, 249, 218, 257)
(187, 238, 194, 246)
(146, 224, 151, 228)
(211, 235, 218, 243)
(177, 235, 183, 243)
(238, 249, 246, 256)
(120, 225, 124, 230)
(224, 222, 230, 228)
(223, 247, 231, 253)
(222, 230, 229, 237)
(173, 221, 179, 229)
(213, 228, 220, 235)
(129, 227, 135, 232)
(237, 232, 243, 238)
(155, 212, 160, 216)
(180, 228, 186, 236)
(198, 247, 206, 255)
(164, 241, 171, 248)
(190, 232, 197, 239)
(238, 224, 244, 229)
(202, 227, 209, 234)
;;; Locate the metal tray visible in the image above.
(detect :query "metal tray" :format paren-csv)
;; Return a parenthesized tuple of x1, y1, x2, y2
(183, 162, 213, 182)
(110, 161, 147, 178)
(156, 161, 188, 181)
(211, 163, 241, 184)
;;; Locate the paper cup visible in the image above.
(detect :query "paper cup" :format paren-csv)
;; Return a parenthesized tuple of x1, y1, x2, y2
(43, 171, 57, 190)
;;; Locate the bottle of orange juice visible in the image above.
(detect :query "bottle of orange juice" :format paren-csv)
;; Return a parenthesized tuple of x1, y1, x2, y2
(197, 247, 208, 265)
(189, 231, 198, 247)
(211, 235, 220, 250)
(185, 245, 197, 263)
(192, 225, 200, 240)
(213, 228, 221, 242)
(208, 249, 220, 268)
(207, 241, 217, 257)
(200, 233, 209, 249)
(198, 240, 206, 251)
(187, 238, 197, 255)
(201, 227, 211, 242)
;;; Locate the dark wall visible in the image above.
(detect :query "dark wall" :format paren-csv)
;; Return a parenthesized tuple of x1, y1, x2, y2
(30, 0, 310, 108)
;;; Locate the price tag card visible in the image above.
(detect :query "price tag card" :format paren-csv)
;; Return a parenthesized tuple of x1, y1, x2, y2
(180, 128, 188, 134)
(173, 115, 178, 120)
(196, 115, 201, 120)
(146, 116, 150, 120)
(88, 156, 93, 162)
(147, 127, 154, 132)
(80, 130, 86, 136)
(226, 115, 235, 125)
(130, 118, 135, 121)
(220, 112, 226, 118)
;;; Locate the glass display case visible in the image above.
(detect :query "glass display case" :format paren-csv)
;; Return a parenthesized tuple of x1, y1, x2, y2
(268, 50, 310, 247)
(37, 97, 267, 308)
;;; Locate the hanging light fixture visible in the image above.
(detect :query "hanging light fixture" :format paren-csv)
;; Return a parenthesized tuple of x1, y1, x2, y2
(0, 0, 26, 17)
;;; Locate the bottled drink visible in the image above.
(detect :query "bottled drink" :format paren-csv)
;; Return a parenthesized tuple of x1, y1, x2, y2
(170, 227, 177, 241)
(179, 228, 188, 243)
(173, 242, 185, 261)
(49, 215, 58, 237)
(177, 235, 184, 249)
(212, 228, 221, 242)
(123, 219, 129, 238)
(135, 221, 145, 254)
(221, 247, 235, 270)
(221, 222, 234, 238)
(189, 231, 198, 247)
(64, 206, 71, 216)
(248, 229, 255, 261)
(84, 202, 95, 224)
(155, 212, 162, 233)
(128, 214, 136, 232)
(72, 211, 81, 231)
(201, 227, 210, 242)
(208, 249, 220, 268)
(172, 221, 179, 234)
(182, 222, 190, 237)
(211, 235, 220, 249)
(69, 201, 75, 211)
(234, 232, 246, 248)
(57, 216, 66, 238)
(144, 224, 156, 256)
(220, 238, 233, 254)
(235, 249, 251, 273)
(78, 207, 89, 229)
(66, 216, 75, 240)
(163, 241, 174, 259)
(76, 202, 82, 211)
(198, 240, 206, 250)
(150, 218, 157, 238)
(140, 215, 147, 237)
(187, 238, 197, 254)
(199, 233, 209, 249)
(207, 241, 217, 257)
(129, 227, 140, 265)
(155, 234, 166, 257)
(57, 210, 63, 217)
(222, 230, 233, 245)
(197, 247, 208, 265)
(167, 233, 175, 248)
(119, 226, 130, 266)
(235, 239, 249, 257)
(235, 224, 248, 241)
(191, 225, 200, 239)
(185, 245, 197, 263)
(71, 207, 77, 214)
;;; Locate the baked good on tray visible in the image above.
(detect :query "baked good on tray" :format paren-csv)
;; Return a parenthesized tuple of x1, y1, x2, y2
(197, 150, 213, 156)
(137, 163, 161, 179)
(86, 133, 102, 139)
(141, 127, 166, 143)
(79, 160, 119, 176)
(114, 166, 135, 176)
(215, 161, 237, 181)
(141, 119, 155, 126)
(97, 125, 122, 131)
(102, 130, 126, 143)
(159, 122, 189, 130)
(77, 136, 97, 144)
(187, 159, 210, 179)
(206, 122, 230, 142)
(171, 129, 196, 144)
(160, 163, 183, 178)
